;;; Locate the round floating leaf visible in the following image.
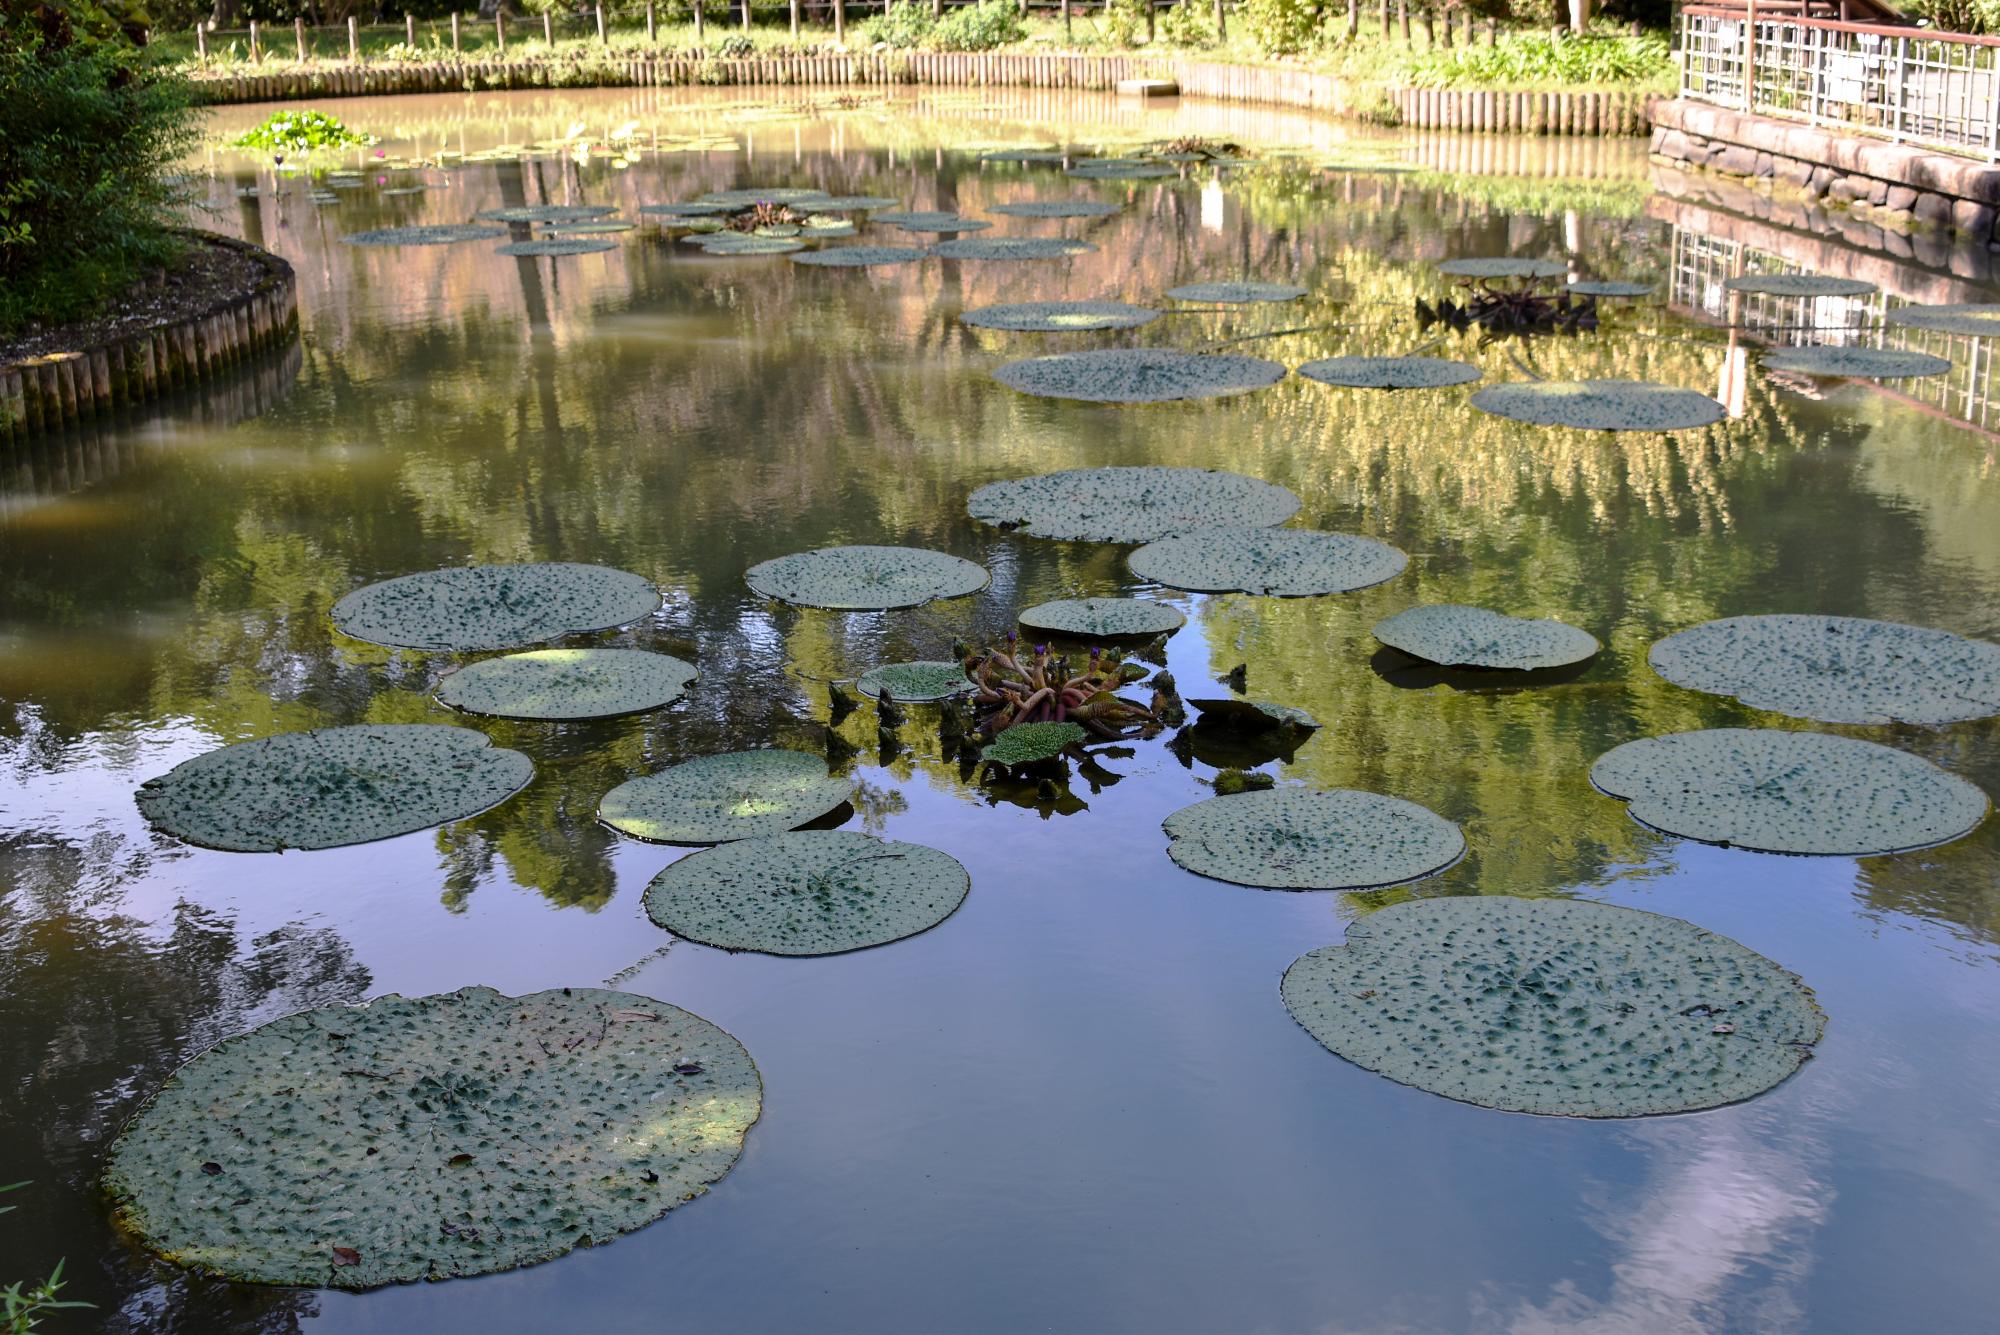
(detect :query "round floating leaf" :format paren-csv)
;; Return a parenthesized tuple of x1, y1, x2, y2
(638, 201, 736, 218)
(876, 211, 990, 232)
(796, 217, 857, 237)
(1761, 346, 1951, 379)
(979, 149, 1069, 163)
(1568, 280, 1653, 298)
(136, 725, 533, 852)
(968, 466, 1300, 542)
(961, 300, 1159, 332)
(1066, 160, 1174, 180)
(1589, 728, 1989, 855)
(1164, 282, 1307, 303)
(104, 986, 759, 1288)
(1885, 303, 2000, 337)
(1297, 355, 1482, 390)
(331, 562, 661, 651)
(474, 205, 617, 224)
(1187, 698, 1319, 730)
(435, 648, 697, 720)
(342, 224, 508, 246)
(987, 200, 1121, 218)
(993, 348, 1286, 403)
(694, 234, 805, 255)
(980, 721, 1086, 766)
(804, 195, 902, 211)
(1163, 787, 1462, 890)
(854, 660, 972, 701)
(788, 245, 926, 268)
(932, 237, 1096, 260)
(1723, 273, 1875, 297)
(1470, 379, 1724, 431)
(1648, 614, 2000, 725)
(643, 831, 969, 956)
(1437, 257, 1567, 279)
(745, 544, 989, 610)
(1280, 897, 1825, 1117)
(1373, 604, 1600, 671)
(698, 188, 831, 206)
(497, 238, 618, 257)
(601, 748, 853, 845)
(1129, 526, 1408, 596)
(1018, 597, 1185, 638)
(542, 221, 635, 235)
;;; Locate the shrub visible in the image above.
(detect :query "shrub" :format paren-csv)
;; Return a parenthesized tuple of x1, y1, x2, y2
(932, 0, 1023, 50)
(858, 0, 936, 46)
(1101, 0, 1149, 47)
(1402, 32, 1672, 88)
(1240, 0, 1329, 57)
(1158, 0, 1214, 47)
(711, 32, 755, 56)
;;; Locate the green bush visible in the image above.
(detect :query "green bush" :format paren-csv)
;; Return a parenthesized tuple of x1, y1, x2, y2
(1101, 0, 1149, 48)
(932, 0, 1023, 50)
(0, 7, 202, 337)
(1158, 0, 1214, 47)
(1900, 0, 2000, 32)
(711, 31, 755, 56)
(1402, 32, 1672, 88)
(858, 0, 936, 47)
(1240, 0, 1329, 57)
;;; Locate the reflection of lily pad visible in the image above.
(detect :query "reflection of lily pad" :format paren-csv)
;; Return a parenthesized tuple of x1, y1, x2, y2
(1648, 614, 2000, 725)
(981, 721, 1086, 766)
(1129, 526, 1408, 596)
(1470, 379, 1724, 431)
(1297, 356, 1482, 390)
(788, 245, 926, 267)
(969, 466, 1300, 541)
(1438, 257, 1567, 280)
(600, 749, 853, 844)
(1188, 698, 1319, 730)
(643, 831, 969, 956)
(1568, 280, 1652, 298)
(342, 224, 508, 246)
(961, 300, 1159, 332)
(1761, 346, 1951, 379)
(1589, 728, 1989, 855)
(933, 237, 1095, 260)
(745, 544, 989, 610)
(1281, 897, 1825, 1116)
(1723, 273, 1875, 298)
(497, 238, 618, 257)
(1164, 282, 1307, 303)
(855, 661, 972, 701)
(474, 205, 617, 224)
(1373, 604, 1600, 671)
(1163, 787, 1462, 890)
(994, 348, 1286, 403)
(1019, 597, 1185, 638)
(987, 200, 1121, 218)
(434, 648, 697, 720)
(1885, 303, 2000, 337)
(136, 726, 533, 852)
(332, 562, 661, 651)
(105, 986, 759, 1288)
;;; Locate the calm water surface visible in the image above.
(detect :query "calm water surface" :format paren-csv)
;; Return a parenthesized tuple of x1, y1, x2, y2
(3, 87, 1999, 1334)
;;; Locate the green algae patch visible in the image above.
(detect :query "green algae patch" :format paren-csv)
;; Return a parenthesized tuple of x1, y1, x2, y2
(136, 725, 533, 852)
(962, 300, 1159, 332)
(1589, 728, 1989, 856)
(642, 831, 969, 956)
(331, 562, 661, 652)
(104, 986, 760, 1288)
(932, 237, 1096, 260)
(987, 200, 1121, 218)
(1568, 280, 1653, 298)
(342, 224, 507, 247)
(1019, 597, 1185, 639)
(1723, 273, 1876, 298)
(1648, 614, 2000, 725)
(788, 245, 926, 268)
(434, 648, 697, 721)
(1163, 787, 1461, 890)
(855, 660, 972, 701)
(1164, 282, 1306, 303)
(600, 748, 853, 845)
(497, 238, 618, 257)
(981, 721, 1086, 766)
(1187, 698, 1319, 731)
(1438, 257, 1567, 280)
(1885, 303, 2000, 337)
(1129, 526, 1407, 596)
(1280, 897, 1825, 1117)
(1297, 356, 1482, 390)
(473, 205, 618, 224)
(968, 466, 1299, 542)
(993, 348, 1286, 403)
(745, 544, 989, 610)
(1470, 379, 1724, 431)
(1761, 346, 1952, 379)
(1373, 604, 1600, 671)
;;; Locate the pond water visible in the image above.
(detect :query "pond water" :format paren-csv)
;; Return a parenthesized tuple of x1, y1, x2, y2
(4, 86, 2000, 1333)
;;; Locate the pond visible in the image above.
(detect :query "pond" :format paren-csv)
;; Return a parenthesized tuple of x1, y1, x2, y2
(3, 85, 1999, 1333)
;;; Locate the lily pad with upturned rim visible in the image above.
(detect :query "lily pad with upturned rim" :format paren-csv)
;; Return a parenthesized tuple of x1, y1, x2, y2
(497, 238, 618, 257)
(331, 562, 662, 652)
(854, 660, 973, 701)
(1568, 280, 1653, 298)
(980, 721, 1087, 767)
(600, 748, 854, 845)
(1297, 356, 1482, 390)
(993, 348, 1287, 403)
(960, 300, 1160, 332)
(1438, 257, 1567, 280)
(1372, 604, 1600, 671)
(1187, 698, 1319, 731)
(1163, 786, 1462, 890)
(1129, 526, 1408, 596)
(877, 211, 991, 232)
(987, 200, 1122, 218)
(638, 201, 737, 219)
(967, 466, 1300, 542)
(474, 205, 618, 224)
(1723, 273, 1876, 298)
(1018, 597, 1185, 638)
(341, 224, 509, 247)
(1470, 379, 1724, 431)
(787, 245, 926, 268)
(1066, 160, 1174, 180)
(434, 648, 697, 720)
(1885, 303, 2000, 337)
(1761, 346, 1952, 379)
(745, 544, 990, 610)
(1164, 282, 1307, 304)
(541, 221, 636, 236)
(933, 237, 1096, 260)
(693, 234, 806, 255)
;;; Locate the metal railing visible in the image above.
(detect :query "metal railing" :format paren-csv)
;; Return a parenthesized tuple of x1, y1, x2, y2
(1677, 5, 2000, 161)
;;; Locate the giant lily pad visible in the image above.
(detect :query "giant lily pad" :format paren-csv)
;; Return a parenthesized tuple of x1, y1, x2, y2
(987, 200, 1121, 218)
(788, 245, 926, 267)
(331, 563, 661, 652)
(600, 748, 854, 844)
(968, 466, 1300, 542)
(961, 300, 1159, 332)
(497, 238, 618, 257)
(342, 224, 508, 246)
(854, 661, 972, 701)
(694, 234, 805, 255)
(642, 831, 969, 956)
(993, 348, 1286, 403)
(1163, 787, 1461, 890)
(542, 222, 635, 236)
(1129, 526, 1408, 596)
(1470, 379, 1724, 431)
(1761, 346, 1951, 379)
(1723, 273, 1875, 298)
(1280, 897, 1825, 1117)
(1066, 160, 1174, 180)
(638, 201, 737, 218)
(1589, 728, 1989, 855)
(981, 721, 1086, 766)
(1885, 303, 2000, 337)
(104, 986, 759, 1288)
(879, 211, 991, 233)
(1373, 604, 1600, 671)
(1164, 282, 1307, 303)
(474, 205, 617, 224)
(745, 544, 989, 610)
(1018, 597, 1185, 638)
(804, 195, 902, 211)
(1438, 257, 1567, 280)
(698, 188, 831, 206)
(1568, 280, 1653, 298)
(1187, 699, 1319, 731)
(932, 237, 1096, 260)
(1298, 356, 1482, 390)
(434, 648, 697, 720)
(1648, 614, 2000, 725)
(136, 725, 533, 852)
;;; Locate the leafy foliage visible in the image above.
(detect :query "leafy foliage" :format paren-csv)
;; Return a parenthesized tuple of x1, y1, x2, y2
(1158, 0, 1214, 47)
(1240, 0, 1330, 57)
(932, 0, 1023, 50)
(231, 108, 375, 154)
(0, 1183, 91, 1334)
(1403, 32, 1672, 89)
(858, 0, 936, 47)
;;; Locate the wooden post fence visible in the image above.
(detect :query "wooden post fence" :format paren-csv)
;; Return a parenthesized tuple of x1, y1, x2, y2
(346, 15, 358, 60)
(248, 18, 260, 61)
(790, 0, 799, 38)
(294, 16, 306, 61)
(406, 13, 415, 46)
(696, 0, 706, 40)
(195, 22, 206, 61)
(831, 0, 842, 44)
(648, 2, 658, 41)
(742, 0, 751, 33)
(598, 3, 609, 42)
(1214, 0, 1226, 38)
(495, 10, 505, 53)
(451, 12, 461, 53)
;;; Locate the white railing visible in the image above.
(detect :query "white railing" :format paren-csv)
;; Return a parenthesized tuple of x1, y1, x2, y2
(1678, 5, 2000, 161)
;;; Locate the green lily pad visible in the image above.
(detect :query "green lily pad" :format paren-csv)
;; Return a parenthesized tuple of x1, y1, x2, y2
(987, 200, 1121, 218)
(1761, 346, 1951, 379)
(876, 211, 990, 232)
(638, 201, 737, 218)
(1163, 786, 1462, 890)
(1589, 728, 1989, 855)
(745, 544, 989, 610)
(1297, 356, 1482, 390)
(600, 748, 854, 845)
(854, 660, 972, 701)
(1470, 379, 1725, 431)
(968, 466, 1300, 542)
(698, 188, 831, 206)
(1066, 160, 1174, 180)
(1885, 303, 2000, 337)
(796, 217, 857, 237)
(961, 300, 1159, 332)
(1437, 257, 1567, 280)
(1164, 282, 1307, 303)
(1723, 273, 1876, 298)
(642, 831, 969, 956)
(1187, 698, 1319, 730)
(932, 237, 1096, 260)
(1373, 604, 1600, 671)
(788, 245, 926, 267)
(1129, 526, 1408, 596)
(1568, 280, 1652, 298)
(993, 348, 1287, 403)
(981, 721, 1087, 766)
(694, 234, 805, 255)
(1280, 897, 1825, 1117)
(804, 195, 902, 211)
(331, 562, 661, 652)
(342, 224, 508, 246)
(497, 238, 618, 257)
(979, 149, 1069, 163)
(1018, 597, 1185, 638)
(434, 648, 697, 720)
(542, 221, 636, 235)
(104, 986, 759, 1288)
(136, 725, 533, 852)
(1648, 614, 2000, 725)
(474, 205, 617, 224)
